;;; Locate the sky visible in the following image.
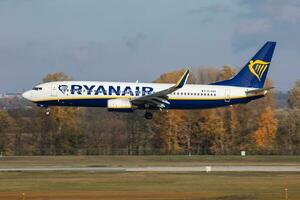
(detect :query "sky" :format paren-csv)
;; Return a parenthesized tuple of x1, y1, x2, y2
(0, 0, 299, 92)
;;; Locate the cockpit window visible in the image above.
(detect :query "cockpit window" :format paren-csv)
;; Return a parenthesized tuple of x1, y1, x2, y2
(32, 87, 43, 91)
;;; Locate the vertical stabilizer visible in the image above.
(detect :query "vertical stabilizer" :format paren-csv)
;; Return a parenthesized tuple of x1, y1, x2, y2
(211, 41, 276, 88)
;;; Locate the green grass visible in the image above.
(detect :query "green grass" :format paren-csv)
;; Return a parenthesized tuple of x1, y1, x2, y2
(0, 171, 299, 200)
(0, 156, 299, 199)
(0, 155, 300, 168)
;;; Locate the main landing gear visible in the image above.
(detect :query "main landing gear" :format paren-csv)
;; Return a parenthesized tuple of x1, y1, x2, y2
(144, 111, 153, 120)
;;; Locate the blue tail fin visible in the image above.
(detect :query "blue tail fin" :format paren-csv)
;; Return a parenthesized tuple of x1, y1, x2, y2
(211, 41, 276, 88)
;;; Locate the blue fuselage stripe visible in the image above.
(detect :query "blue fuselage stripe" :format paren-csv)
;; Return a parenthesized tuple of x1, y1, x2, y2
(35, 95, 263, 109)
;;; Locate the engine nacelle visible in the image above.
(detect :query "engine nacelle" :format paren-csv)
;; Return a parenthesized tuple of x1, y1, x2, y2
(107, 98, 134, 112)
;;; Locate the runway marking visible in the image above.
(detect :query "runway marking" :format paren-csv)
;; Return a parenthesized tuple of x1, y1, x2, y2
(0, 166, 300, 172)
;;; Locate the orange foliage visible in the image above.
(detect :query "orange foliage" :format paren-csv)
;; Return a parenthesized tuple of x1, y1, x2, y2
(252, 107, 277, 151)
(154, 69, 186, 84)
(153, 69, 189, 153)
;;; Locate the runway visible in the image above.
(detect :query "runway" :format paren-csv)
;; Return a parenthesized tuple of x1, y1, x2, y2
(0, 166, 299, 172)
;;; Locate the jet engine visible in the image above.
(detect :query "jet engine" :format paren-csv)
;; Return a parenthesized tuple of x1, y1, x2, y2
(107, 98, 134, 112)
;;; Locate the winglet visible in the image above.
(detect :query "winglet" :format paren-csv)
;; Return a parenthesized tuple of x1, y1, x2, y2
(175, 69, 190, 88)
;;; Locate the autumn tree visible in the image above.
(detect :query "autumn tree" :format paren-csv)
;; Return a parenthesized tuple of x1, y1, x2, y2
(288, 81, 300, 109)
(43, 72, 71, 82)
(0, 109, 19, 155)
(222, 107, 240, 154)
(189, 66, 240, 154)
(192, 67, 219, 84)
(83, 109, 128, 155)
(0, 67, 286, 155)
(37, 72, 85, 155)
(216, 65, 236, 81)
(276, 81, 300, 154)
(215, 66, 240, 154)
(125, 111, 155, 155)
(252, 107, 278, 153)
(153, 69, 190, 154)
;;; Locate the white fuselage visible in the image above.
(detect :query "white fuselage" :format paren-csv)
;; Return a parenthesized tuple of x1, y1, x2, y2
(22, 81, 263, 110)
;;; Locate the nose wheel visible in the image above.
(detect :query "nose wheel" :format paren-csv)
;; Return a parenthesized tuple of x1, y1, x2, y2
(45, 108, 50, 116)
(144, 111, 153, 120)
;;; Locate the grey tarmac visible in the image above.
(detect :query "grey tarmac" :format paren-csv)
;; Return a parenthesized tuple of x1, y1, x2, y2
(0, 166, 299, 172)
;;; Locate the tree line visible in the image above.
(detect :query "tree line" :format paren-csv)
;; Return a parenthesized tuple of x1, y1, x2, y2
(0, 67, 299, 155)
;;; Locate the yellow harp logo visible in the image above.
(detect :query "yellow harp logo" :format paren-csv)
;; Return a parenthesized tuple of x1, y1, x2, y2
(248, 60, 269, 81)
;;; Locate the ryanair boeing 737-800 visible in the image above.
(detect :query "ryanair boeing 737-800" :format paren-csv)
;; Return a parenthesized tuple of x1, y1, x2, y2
(22, 41, 276, 119)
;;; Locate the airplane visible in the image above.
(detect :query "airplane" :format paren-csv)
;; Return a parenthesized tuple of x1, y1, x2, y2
(22, 41, 276, 119)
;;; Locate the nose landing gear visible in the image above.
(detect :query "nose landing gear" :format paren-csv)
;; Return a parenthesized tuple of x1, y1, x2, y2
(45, 108, 50, 116)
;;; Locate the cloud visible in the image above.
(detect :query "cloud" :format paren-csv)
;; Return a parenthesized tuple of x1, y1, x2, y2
(125, 33, 146, 50)
(62, 42, 104, 64)
(234, 19, 272, 36)
(279, 4, 300, 23)
(200, 17, 214, 23)
(0, 0, 32, 6)
(233, 0, 300, 51)
(237, 0, 300, 24)
(188, 4, 230, 15)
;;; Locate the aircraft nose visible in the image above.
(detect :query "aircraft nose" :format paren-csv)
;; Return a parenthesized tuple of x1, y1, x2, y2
(22, 90, 32, 101)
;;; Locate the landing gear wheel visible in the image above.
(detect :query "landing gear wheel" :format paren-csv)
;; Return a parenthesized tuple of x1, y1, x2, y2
(45, 108, 50, 116)
(144, 112, 153, 120)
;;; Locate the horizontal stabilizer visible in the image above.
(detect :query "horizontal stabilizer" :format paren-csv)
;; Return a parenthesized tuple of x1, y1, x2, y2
(246, 87, 274, 95)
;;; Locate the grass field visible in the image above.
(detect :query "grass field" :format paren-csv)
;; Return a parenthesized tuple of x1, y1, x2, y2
(0, 171, 299, 200)
(0, 155, 300, 168)
(0, 156, 299, 200)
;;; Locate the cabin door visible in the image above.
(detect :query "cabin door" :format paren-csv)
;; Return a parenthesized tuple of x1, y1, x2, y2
(51, 84, 57, 97)
(225, 88, 230, 102)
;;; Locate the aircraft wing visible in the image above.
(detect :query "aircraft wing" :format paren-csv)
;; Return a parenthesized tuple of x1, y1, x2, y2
(131, 69, 189, 109)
